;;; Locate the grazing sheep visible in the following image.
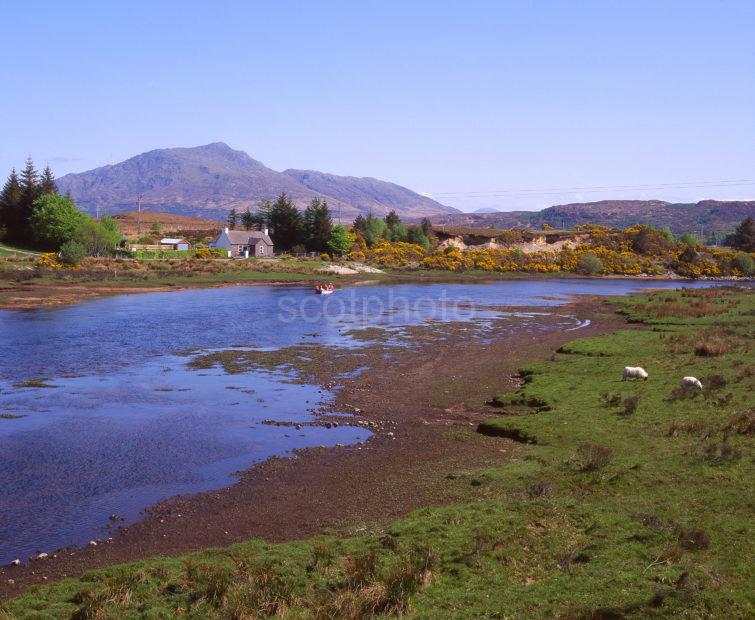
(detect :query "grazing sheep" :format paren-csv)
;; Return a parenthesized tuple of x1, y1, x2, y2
(622, 366, 648, 381)
(681, 376, 703, 390)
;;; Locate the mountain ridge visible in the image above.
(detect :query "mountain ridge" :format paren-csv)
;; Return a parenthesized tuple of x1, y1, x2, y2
(56, 142, 458, 221)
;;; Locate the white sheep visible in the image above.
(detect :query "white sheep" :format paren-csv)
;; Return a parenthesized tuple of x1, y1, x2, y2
(622, 366, 648, 381)
(681, 376, 703, 390)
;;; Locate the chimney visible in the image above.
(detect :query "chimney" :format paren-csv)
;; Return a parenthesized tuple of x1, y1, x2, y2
(224, 227, 229, 234)
(263, 227, 268, 236)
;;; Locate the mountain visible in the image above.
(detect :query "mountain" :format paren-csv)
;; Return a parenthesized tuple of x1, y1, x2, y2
(472, 207, 501, 214)
(55, 142, 458, 221)
(431, 199, 755, 236)
(282, 169, 456, 219)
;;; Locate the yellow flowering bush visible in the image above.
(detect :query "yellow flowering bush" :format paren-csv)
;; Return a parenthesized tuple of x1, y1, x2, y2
(344, 227, 750, 277)
(35, 252, 65, 269)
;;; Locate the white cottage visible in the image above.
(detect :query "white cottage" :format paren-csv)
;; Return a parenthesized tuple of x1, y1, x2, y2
(210, 228, 274, 258)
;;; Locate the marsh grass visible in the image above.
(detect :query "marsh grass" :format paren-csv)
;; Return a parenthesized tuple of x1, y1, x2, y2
(5, 287, 754, 619)
(12, 377, 58, 389)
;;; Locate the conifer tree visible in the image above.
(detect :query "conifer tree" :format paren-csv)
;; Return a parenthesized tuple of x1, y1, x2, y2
(384, 210, 401, 232)
(227, 208, 238, 229)
(303, 198, 333, 253)
(39, 165, 58, 195)
(727, 217, 755, 252)
(267, 193, 304, 252)
(17, 157, 41, 242)
(353, 214, 367, 234)
(241, 208, 254, 230)
(0, 169, 23, 241)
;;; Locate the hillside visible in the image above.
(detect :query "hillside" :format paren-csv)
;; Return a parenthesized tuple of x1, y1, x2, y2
(55, 143, 457, 221)
(432, 199, 755, 236)
(282, 169, 454, 219)
(111, 211, 223, 236)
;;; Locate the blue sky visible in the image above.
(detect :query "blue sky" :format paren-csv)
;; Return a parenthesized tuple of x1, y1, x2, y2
(1, 0, 753, 212)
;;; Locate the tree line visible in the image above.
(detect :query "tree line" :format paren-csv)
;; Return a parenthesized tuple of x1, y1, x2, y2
(0, 159, 121, 263)
(224, 194, 354, 255)
(228, 192, 432, 256)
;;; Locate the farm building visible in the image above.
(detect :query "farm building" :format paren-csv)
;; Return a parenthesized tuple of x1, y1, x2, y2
(159, 238, 191, 251)
(210, 228, 274, 258)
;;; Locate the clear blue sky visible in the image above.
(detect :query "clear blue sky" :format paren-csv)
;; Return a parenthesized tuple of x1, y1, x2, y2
(1, 0, 753, 211)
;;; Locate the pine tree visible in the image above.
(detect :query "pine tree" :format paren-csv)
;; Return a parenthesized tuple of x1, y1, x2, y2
(727, 217, 755, 252)
(353, 214, 367, 234)
(268, 193, 304, 252)
(0, 169, 23, 241)
(384, 210, 401, 232)
(17, 157, 41, 243)
(420, 217, 433, 237)
(241, 208, 254, 231)
(227, 208, 238, 229)
(39, 165, 58, 195)
(303, 198, 333, 253)
(252, 199, 273, 228)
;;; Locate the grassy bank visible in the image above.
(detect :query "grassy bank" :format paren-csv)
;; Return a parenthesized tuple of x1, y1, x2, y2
(2, 287, 753, 618)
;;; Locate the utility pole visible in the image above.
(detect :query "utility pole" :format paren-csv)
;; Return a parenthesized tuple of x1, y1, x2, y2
(137, 195, 143, 235)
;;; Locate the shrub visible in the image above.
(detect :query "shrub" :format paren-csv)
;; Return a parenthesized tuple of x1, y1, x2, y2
(574, 443, 613, 472)
(577, 253, 603, 275)
(723, 410, 755, 436)
(732, 252, 754, 275)
(670, 385, 701, 400)
(678, 232, 700, 247)
(194, 247, 225, 259)
(60, 240, 87, 265)
(677, 528, 710, 551)
(701, 374, 727, 390)
(693, 338, 730, 357)
(527, 481, 553, 499)
(621, 395, 640, 416)
(701, 437, 742, 465)
(667, 420, 708, 437)
(35, 252, 63, 269)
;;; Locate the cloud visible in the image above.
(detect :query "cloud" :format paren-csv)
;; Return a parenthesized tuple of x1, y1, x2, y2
(48, 156, 84, 164)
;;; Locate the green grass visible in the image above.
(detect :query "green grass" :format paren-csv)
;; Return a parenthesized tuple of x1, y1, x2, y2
(0, 243, 42, 258)
(3, 287, 753, 618)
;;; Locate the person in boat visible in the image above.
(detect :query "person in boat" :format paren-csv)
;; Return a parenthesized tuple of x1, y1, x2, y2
(327, 282, 334, 291)
(315, 284, 322, 293)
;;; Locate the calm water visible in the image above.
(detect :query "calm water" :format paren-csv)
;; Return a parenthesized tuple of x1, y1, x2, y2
(0, 279, 731, 563)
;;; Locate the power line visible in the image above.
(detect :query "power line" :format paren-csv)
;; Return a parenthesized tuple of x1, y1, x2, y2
(431, 179, 755, 198)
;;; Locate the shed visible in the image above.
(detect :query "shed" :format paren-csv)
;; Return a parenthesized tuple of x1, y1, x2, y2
(160, 238, 191, 251)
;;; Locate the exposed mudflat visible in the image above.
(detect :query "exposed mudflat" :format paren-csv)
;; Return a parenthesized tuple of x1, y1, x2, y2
(0, 296, 624, 597)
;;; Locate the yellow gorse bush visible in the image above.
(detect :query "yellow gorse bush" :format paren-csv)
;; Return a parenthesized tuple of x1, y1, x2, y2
(351, 227, 752, 277)
(35, 252, 66, 269)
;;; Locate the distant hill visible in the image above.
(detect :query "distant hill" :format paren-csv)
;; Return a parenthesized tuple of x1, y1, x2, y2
(56, 142, 458, 222)
(432, 199, 755, 236)
(282, 169, 451, 219)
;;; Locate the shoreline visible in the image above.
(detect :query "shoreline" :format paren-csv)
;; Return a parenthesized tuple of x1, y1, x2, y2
(1, 267, 749, 311)
(0, 297, 625, 597)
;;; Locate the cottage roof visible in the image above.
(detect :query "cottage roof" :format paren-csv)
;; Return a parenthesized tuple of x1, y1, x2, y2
(225, 230, 274, 246)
